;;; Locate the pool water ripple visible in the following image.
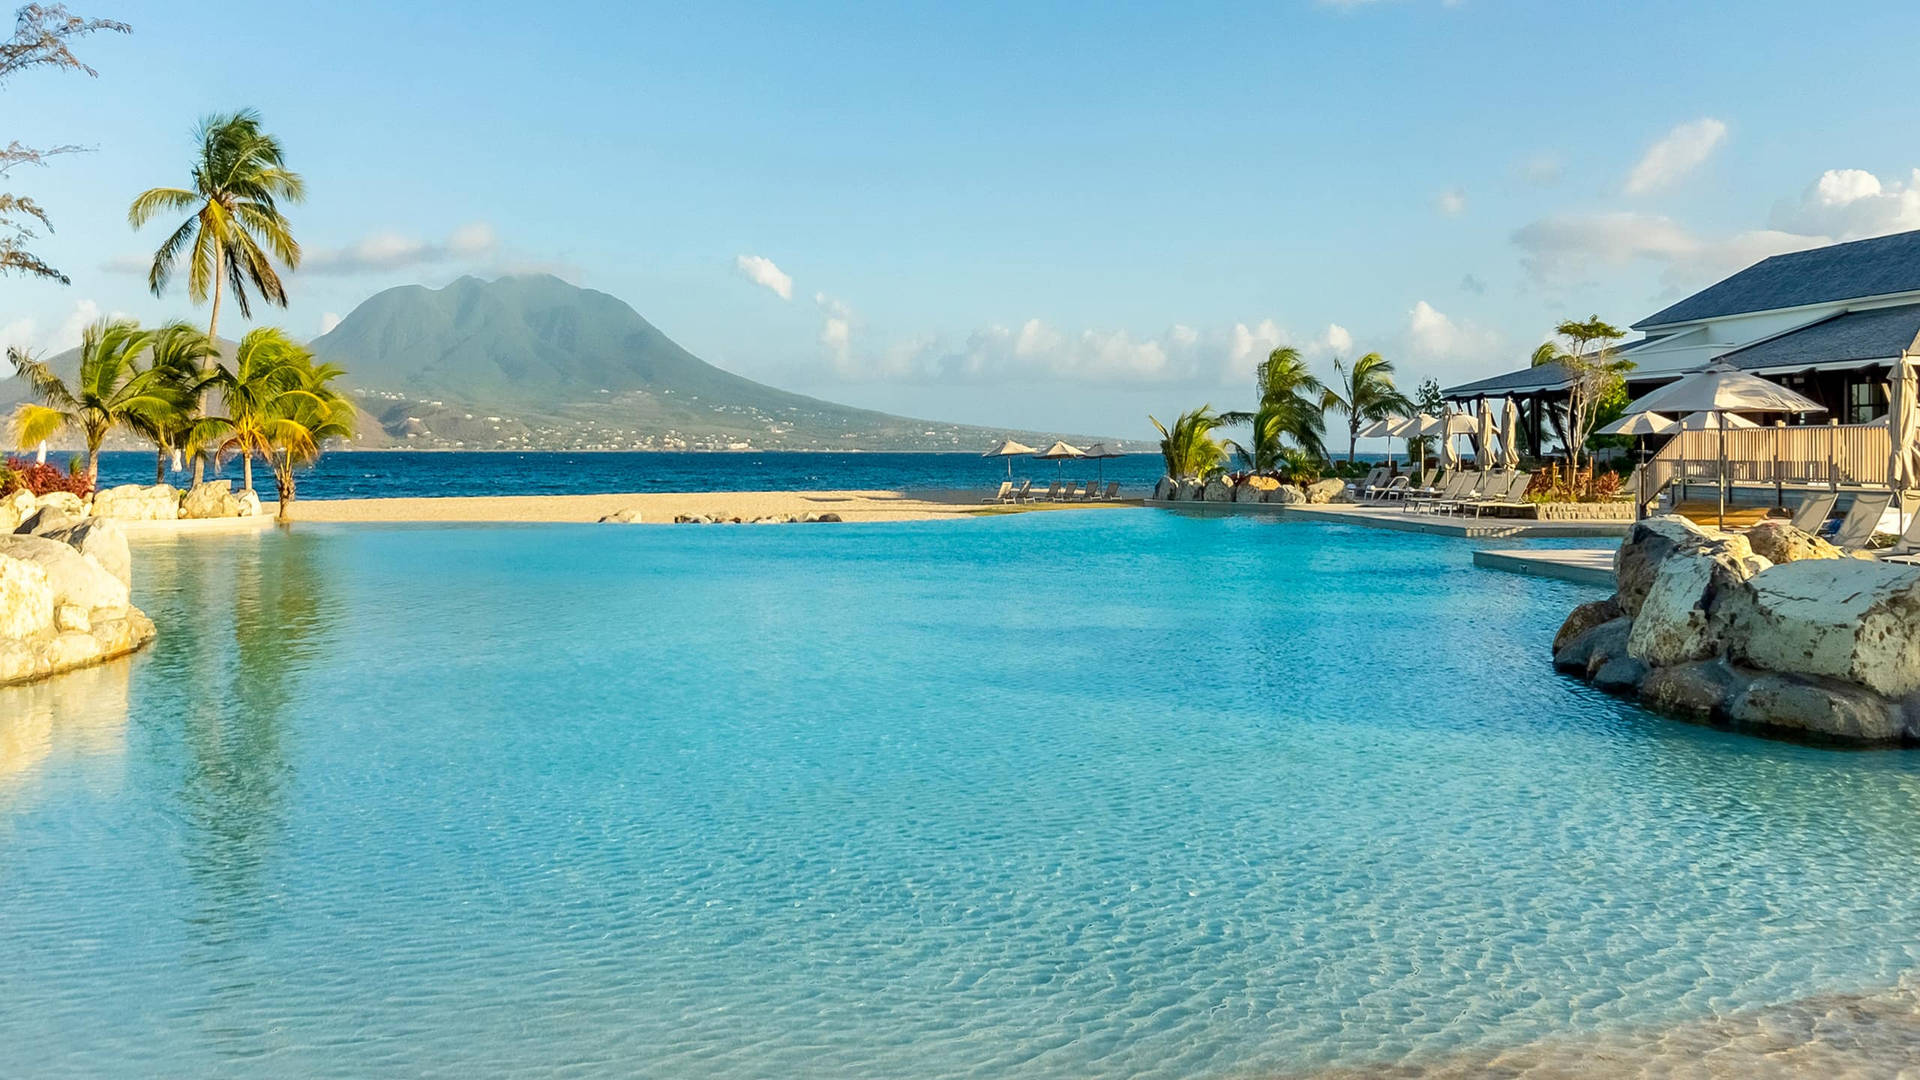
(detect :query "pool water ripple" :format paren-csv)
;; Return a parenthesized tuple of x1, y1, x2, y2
(2, 510, 1919, 1077)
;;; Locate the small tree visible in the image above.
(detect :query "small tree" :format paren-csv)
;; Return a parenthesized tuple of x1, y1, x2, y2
(1322, 351, 1413, 465)
(1149, 406, 1225, 479)
(1534, 316, 1631, 471)
(1, 5, 129, 284)
(5, 317, 183, 479)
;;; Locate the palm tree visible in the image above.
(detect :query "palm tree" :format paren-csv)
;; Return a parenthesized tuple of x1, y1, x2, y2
(128, 109, 304, 482)
(1225, 401, 1288, 473)
(264, 361, 354, 522)
(1322, 352, 1415, 464)
(199, 327, 313, 495)
(123, 321, 217, 482)
(1223, 346, 1329, 458)
(1149, 406, 1226, 479)
(5, 318, 184, 480)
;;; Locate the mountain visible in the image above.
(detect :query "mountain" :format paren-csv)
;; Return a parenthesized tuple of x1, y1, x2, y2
(308, 275, 1121, 452)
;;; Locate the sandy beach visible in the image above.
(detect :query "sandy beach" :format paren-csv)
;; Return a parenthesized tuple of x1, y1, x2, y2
(274, 489, 1133, 524)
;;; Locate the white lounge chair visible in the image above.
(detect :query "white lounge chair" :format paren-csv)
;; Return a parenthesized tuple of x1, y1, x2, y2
(1407, 471, 1473, 513)
(1830, 492, 1893, 551)
(1876, 507, 1920, 562)
(1351, 467, 1386, 499)
(1369, 475, 1411, 502)
(1464, 471, 1531, 518)
(1787, 491, 1837, 534)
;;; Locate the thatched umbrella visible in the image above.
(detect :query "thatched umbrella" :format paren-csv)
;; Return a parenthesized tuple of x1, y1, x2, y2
(982, 439, 1037, 480)
(1600, 411, 1681, 519)
(1034, 440, 1086, 482)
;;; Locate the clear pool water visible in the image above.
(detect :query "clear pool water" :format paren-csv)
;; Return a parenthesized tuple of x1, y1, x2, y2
(3, 510, 1919, 1078)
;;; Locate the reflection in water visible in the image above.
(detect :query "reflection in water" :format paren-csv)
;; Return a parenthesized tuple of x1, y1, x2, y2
(0, 659, 133, 798)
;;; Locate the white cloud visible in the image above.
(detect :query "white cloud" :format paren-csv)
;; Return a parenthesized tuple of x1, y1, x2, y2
(1434, 187, 1467, 217)
(1519, 153, 1563, 187)
(1406, 300, 1500, 361)
(1768, 167, 1920, 240)
(319, 312, 342, 336)
(298, 222, 499, 275)
(1317, 323, 1354, 355)
(1512, 210, 1829, 293)
(0, 299, 100, 359)
(734, 254, 793, 300)
(1623, 118, 1727, 196)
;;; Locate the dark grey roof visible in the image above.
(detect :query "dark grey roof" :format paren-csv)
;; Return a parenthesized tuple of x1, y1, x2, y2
(1636, 229, 1920, 328)
(1715, 302, 1920, 371)
(1440, 336, 1661, 399)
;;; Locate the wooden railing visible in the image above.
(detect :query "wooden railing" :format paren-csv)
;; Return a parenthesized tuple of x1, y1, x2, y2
(1645, 422, 1897, 496)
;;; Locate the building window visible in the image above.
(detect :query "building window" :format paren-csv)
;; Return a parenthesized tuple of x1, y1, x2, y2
(1846, 378, 1886, 425)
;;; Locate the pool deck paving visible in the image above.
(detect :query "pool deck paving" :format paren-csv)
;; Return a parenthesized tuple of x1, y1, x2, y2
(1472, 548, 1617, 588)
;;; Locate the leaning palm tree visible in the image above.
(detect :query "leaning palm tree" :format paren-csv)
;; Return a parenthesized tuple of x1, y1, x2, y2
(1223, 346, 1329, 459)
(5, 318, 183, 480)
(1225, 401, 1289, 473)
(128, 109, 304, 482)
(1149, 406, 1226, 479)
(1322, 352, 1414, 465)
(198, 327, 312, 495)
(263, 361, 354, 522)
(122, 321, 217, 482)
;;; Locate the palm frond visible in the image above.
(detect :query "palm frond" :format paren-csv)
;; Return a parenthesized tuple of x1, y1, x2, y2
(8, 403, 70, 449)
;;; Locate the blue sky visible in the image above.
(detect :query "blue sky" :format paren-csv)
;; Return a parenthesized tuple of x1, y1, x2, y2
(9, 0, 1920, 439)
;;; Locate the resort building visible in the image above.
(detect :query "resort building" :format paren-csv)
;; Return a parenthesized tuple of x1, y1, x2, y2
(1444, 229, 1920, 489)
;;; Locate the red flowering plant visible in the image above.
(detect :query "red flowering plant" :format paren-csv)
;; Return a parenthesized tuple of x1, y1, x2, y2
(1, 457, 94, 498)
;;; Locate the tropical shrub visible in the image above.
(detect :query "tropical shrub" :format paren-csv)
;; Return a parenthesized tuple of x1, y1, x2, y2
(3, 457, 93, 497)
(1524, 460, 1623, 503)
(1150, 407, 1226, 479)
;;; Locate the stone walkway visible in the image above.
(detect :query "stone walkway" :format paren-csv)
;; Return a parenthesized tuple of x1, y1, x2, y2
(1473, 548, 1617, 587)
(1148, 499, 1633, 539)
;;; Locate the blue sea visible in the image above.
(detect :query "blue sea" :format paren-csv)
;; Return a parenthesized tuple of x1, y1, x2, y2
(84, 450, 1171, 500)
(4, 510, 1920, 1077)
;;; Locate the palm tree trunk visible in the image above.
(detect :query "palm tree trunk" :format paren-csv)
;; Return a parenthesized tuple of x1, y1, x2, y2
(1348, 421, 1358, 466)
(195, 247, 225, 487)
(155, 447, 166, 484)
(242, 450, 253, 493)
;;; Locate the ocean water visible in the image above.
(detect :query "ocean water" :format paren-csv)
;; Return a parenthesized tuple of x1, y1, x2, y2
(4, 510, 1920, 1078)
(85, 450, 1172, 500)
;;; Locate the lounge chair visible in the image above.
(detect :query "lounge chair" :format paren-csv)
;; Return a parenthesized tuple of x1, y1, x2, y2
(982, 480, 1014, 504)
(1369, 475, 1411, 502)
(1787, 491, 1837, 534)
(1011, 479, 1033, 503)
(1079, 482, 1101, 502)
(1042, 480, 1063, 502)
(1876, 507, 1920, 562)
(1437, 472, 1507, 516)
(1408, 471, 1474, 513)
(1102, 482, 1120, 501)
(1405, 468, 1447, 501)
(1829, 492, 1893, 551)
(1350, 467, 1387, 499)
(1465, 471, 1531, 518)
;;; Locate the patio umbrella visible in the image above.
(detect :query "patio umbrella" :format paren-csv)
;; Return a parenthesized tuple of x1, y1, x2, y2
(1676, 410, 1759, 430)
(1619, 360, 1826, 527)
(982, 438, 1037, 480)
(1079, 442, 1125, 484)
(1501, 396, 1521, 468)
(1890, 355, 1917, 533)
(1600, 412, 1681, 519)
(1387, 415, 1426, 478)
(1033, 440, 1086, 481)
(1359, 415, 1406, 473)
(1420, 410, 1477, 470)
(1474, 400, 1501, 470)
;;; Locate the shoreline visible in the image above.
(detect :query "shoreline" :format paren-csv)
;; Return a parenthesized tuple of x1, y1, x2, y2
(258, 489, 1136, 525)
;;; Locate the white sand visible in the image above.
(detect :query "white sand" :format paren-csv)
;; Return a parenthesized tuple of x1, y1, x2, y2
(274, 489, 1128, 525)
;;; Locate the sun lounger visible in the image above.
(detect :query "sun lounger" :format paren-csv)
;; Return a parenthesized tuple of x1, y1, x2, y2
(1404, 468, 1447, 501)
(1438, 472, 1511, 516)
(1079, 482, 1101, 502)
(1368, 475, 1411, 502)
(1041, 480, 1063, 502)
(1787, 491, 1838, 534)
(1350, 467, 1386, 499)
(1407, 471, 1474, 513)
(1829, 492, 1893, 551)
(1102, 482, 1119, 501)
(1465, 471, 1531, 517)
(982, 480, 1014, 504)
(1012, 479, 1033, 503)
(1876, 506, 1920, 562)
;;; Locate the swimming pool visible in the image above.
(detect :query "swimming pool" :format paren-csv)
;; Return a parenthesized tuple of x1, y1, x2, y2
(3, 511, 1917, 1077)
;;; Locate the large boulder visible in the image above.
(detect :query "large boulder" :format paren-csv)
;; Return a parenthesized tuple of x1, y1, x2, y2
(0, 535, 129, 613)
(1266, 484, 1306, 505)
(1152, 476, 1176, 501)
(1553, 597, 1622, 654)
(33, 491, 86, 516)
(598, 508, 645, 524)
(1615, 515, 1718, 617)
(1716, 559, 1920, 700)
(90, 483, 180, 522)
(1744, 521, 1843, 565)
(1232, 483, 1266, 504)
(180, 480, 247, 519)
(1176, 478, 1205, 501)
(1626, 542, 1771, 668)
(1202, 478, 1232, 502)
(1639, 659, 1750, 718)
(1305, 478, 1347, 504)
(0, 488, 33, 531)
(0, 554, 54, 640)
(1553, 616, 1632, 676)
(234, 489, 263, 518)
(36, 518, 131, 589)
(16, 507, 80, 536)
(1726, 672, 1908, 743)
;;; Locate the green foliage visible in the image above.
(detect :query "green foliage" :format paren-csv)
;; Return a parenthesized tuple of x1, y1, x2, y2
(129, 109, 305, 336)
(1323, 351, 1414, 464)
(1537, 316, 1632, 469)
(1225, 400, 1290, 473)
(1276, 446, 1322, 486)
(5, 317, 189, 478)
(1149, 406, 1226, 479)
(1223, 346, 1328, 459)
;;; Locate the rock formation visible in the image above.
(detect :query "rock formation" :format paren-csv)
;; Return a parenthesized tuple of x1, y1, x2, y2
(1553, 514, 1920, 744)
(0, 494, 156, 685)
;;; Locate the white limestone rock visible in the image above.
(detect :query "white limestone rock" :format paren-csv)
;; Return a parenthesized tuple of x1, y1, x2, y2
(1266, 484, 1306, 505)
(1626, 544, 1771, 668)
(180, 480, 245, 519)
(33, 491, 86, 516)
(0, 535, 130, 613)
(0, 554, 54, 640)
(1202, 478, 1232, 502)
(36, 517, 131, 589)
(90, 483, 180, 521)
(234, 489, 263, 518)
(598, 508, 645, 523)
(1305, 478, 1348, 504)
(1726, 672, 1908, 742)
(1152, 476, 1176, 501)
(1614, 515, 1719, 617)
(1717, 559, 1920, 700)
